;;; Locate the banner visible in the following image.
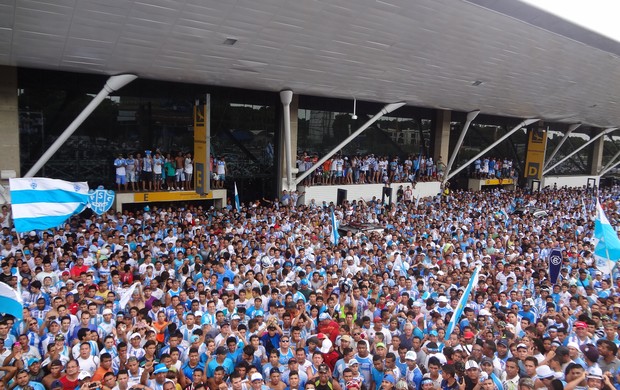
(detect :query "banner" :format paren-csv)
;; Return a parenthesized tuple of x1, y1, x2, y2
(194, 95, 211, 195)
(548, 249, 562, 285)
(0, 281, 24, 320)
(445, 265, 481, 340)
(594, 199, 620, 276)
(523, 128, 547, 180)
(10, 178, 89, 232)
(234, 182, 241, 210)
(88, 186, 115, 215)
(330, 209, 339, 245)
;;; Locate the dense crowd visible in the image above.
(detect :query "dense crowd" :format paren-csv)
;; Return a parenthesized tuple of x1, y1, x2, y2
(296, 153, 516, 186)
(113, 152, 228, 193)
(0, 186, 619, 390)
(296, 153, 445, 186)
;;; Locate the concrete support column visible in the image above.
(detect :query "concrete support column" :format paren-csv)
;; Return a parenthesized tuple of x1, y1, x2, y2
(0, 66, 19, 177)
(279, 94, 299, 191)
(433, 109, 450, 162)
(591, 134, 604, 175)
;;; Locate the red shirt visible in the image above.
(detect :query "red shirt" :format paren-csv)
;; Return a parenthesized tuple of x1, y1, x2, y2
(322, 350, 340, 371)
(60, 375, 79, 390)
(69, 265, 88, 280)
(318, 320, 340, 343)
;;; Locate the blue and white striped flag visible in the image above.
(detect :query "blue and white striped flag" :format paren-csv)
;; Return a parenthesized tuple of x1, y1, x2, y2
(234, 182, 241, 210)
(445, 265, 481, 340)
(330, 209, 340, 245)
(594, 199, 620, 276)
(0, 281, 24, 320)
(10, 178, 89, 233)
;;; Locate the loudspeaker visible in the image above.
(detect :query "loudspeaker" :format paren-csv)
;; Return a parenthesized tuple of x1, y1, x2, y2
(382, 186, 393, 205)
(337, 189, 347, 206)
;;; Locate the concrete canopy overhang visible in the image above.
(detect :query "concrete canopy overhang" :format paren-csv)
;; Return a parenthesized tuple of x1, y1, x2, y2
(2, 0, 620, 129)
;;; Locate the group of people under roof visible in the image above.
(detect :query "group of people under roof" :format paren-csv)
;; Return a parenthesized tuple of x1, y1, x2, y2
(0, 184, 619, 390)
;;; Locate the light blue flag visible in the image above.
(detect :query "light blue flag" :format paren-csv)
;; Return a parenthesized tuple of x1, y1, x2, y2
(330, 209, 340, 245)
(594, 199, 620, 276)
(490, 373, 504, 390)
(0, 281, 24, 320)
(10, 178, 89, 233)
(445, 265, 481, 340)
(234, 182, 241, 210)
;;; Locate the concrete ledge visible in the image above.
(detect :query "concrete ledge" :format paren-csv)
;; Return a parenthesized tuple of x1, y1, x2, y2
(298, 181, 441, 205)
(468, 178, 516, 191)
(542, 175, 599, 189)
(115, 189, 227, 211)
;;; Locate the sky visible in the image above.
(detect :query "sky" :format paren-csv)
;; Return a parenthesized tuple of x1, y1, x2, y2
(521, 0, 620, 42)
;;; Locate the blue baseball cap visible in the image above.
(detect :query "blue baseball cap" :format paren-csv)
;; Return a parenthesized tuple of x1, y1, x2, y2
(383, 375, 396, 384)
(153, 363, 168, 374)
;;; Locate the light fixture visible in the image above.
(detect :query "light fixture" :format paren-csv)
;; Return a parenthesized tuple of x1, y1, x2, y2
(471, 80, 483, 86)
(223, 37, 238, 46)
(352, 98, 358, 120)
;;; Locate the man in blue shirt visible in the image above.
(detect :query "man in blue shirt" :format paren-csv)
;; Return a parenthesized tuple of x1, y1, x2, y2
(206, 346, 234, 377)
(13, 370, 45, 390)
(182, 348, 205, 382)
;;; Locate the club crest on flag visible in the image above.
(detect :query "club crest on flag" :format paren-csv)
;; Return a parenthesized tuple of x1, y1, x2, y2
(88, 186, 115, 215)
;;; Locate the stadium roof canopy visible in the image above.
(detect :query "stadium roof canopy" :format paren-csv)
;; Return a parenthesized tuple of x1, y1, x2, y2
(2, 0, 620, 128)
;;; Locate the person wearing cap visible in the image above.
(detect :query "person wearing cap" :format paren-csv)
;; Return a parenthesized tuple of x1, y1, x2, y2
(567, 321, 592, 347)
(282, 358, 309, 388)
(403, 350, 422, 390)
(436, 295, 452, 317)
(267, 367, 286, 390)
(317, 314, 340, 344)
(369, 317, 391, 347)
(145, 362, 171, 390)
(313, 364, 341, 390)
(578, 343, 600, 371)
(534, 365, 555, 389)
(49, 379, 63, 390)
(518, 300, 535, 325)
(26, 357, 43, 383)
(97, 308, 116, 338)
(463, 360, 482, 390)
(42, 360, 64, 389)
(250, 372, 268, 390)
(380, 374, 396, 390)
(205, 346, 232, 378)
(125, 329, 145, 360)
(585, 366, 614, 390)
